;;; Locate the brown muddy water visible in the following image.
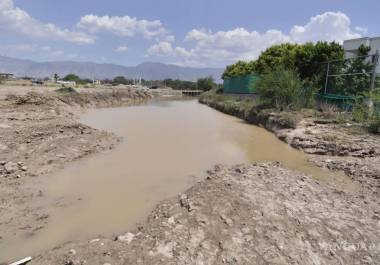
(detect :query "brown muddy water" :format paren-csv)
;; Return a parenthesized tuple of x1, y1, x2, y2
(2, 99, 356, 262)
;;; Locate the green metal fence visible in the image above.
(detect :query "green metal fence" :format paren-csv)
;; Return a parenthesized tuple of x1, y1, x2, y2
(223, 74, 260, 94)
(317, 93, 356, 111)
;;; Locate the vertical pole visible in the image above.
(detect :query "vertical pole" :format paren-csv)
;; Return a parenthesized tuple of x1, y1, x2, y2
(370, 50, 379, 91)
(324, 61, 330, 94)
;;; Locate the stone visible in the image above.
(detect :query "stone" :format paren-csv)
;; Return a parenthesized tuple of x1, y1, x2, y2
(4, 162, 18, 174)
(21, 166, 28, 171)
(168, 216, 175, 225)
(220, 214, 233, 226)
(116, 232, 135, 243)
(69, 249, 76, 255)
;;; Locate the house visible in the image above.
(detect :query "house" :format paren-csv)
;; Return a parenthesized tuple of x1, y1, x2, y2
(0, 73, 14, 79)
(343, 37, 380, 73)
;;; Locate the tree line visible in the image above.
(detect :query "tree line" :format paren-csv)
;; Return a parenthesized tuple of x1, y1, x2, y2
(222, 41, 377, 96)
(56, 74, 218, 92)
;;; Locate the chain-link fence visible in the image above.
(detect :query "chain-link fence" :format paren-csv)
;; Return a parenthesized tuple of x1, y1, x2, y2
(322, 52, 379, 95)
(316, 51, 379, 111)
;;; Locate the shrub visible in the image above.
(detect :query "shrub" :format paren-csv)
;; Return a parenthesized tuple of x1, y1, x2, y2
(55, 87, 77, 93)
(352, 90, 380, 134)
(256, 68, 306, 110)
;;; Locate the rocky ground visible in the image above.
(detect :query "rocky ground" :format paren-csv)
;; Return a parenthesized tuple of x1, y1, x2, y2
(0, 86, 151, 262)
(274, 118, 380, 194)
(31, 163, 380, 265)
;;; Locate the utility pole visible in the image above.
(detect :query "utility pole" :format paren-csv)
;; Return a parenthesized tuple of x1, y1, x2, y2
(370, 50, 379, 91)
(324, 61, 330, 94)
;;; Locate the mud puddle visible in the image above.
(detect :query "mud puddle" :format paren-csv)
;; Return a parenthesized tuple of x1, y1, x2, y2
(2, 99, 358, 262)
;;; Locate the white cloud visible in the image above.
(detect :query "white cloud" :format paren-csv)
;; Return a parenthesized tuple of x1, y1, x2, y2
(78, 15, 167, 39)
(355, 26, 368, 35)
(0, 0, 94, 44)
(290, 11, 361, 43)
(147, 41, 174, 56)
(147, 12, 364, 67)
(164, 35, 175, 43)
(115, 46, 129, 52)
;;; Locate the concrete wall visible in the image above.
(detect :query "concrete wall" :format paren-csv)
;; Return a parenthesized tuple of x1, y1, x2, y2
(343, 37, 380, 73)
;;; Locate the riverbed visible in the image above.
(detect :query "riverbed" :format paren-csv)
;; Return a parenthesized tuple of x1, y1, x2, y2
(2, 99, 356, 262)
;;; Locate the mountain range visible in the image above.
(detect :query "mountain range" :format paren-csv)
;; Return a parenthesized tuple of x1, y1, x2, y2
(0, 56, 224, 82)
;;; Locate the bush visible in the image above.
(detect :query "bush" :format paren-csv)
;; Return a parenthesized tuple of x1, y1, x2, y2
(197, 76, 216, 91)
(352, 90, 380, 133)
(55, 87, 77, 93)
(256, 68, 307, 110)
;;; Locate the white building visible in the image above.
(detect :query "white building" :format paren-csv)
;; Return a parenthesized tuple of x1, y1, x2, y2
(57, 80, 76, 87)
(343, 37, 380, 73)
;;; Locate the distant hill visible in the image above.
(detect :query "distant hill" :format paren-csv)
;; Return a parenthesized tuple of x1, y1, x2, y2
(0, 56, 223, 82)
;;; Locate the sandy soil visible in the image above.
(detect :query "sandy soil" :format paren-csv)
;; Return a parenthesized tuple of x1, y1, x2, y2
(0, 86, 151, 263)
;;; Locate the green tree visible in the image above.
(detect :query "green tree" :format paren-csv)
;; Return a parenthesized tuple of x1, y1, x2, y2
(222, 41, 344, 90)
(63, 74, 80, 82)
(197, 76, 215, 91)
(113, 76, 129, 85)
(294, 41, 344, 86)
(338, 44, 373, 95)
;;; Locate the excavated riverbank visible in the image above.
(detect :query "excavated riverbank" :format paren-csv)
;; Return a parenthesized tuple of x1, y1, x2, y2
(0, 87, 151, 263)
(199, 95, 380, 194)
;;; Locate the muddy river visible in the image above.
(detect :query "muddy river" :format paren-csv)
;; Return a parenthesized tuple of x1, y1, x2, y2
(2, 99, 354, 262)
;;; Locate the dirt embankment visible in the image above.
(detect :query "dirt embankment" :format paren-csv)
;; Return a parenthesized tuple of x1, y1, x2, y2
(199, 95, 380, 193)
(32, 163, 380, 265)
(0, 88, 151, 257)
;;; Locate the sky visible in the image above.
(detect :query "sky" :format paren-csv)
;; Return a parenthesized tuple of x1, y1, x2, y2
(0, 0, 379, 68)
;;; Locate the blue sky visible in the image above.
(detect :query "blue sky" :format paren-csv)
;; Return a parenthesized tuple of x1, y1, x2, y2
(0, 0, 379, 68)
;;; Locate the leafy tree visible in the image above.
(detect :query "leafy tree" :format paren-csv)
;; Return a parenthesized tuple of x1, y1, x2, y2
(222, 41, 344, 90)
(337, 44, 373, 95)
(113, 76, 130, 85)
(254, 43, 298, 74)
(294, 41, 344, 85)
(62, 74, 93, 85)
(163, 79, 198, 90)
(63, 74, 80, 82)
(197, 76, 215, 91)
